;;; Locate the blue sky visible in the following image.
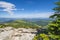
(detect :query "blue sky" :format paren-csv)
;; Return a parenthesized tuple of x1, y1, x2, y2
(0, 0, 57, 18)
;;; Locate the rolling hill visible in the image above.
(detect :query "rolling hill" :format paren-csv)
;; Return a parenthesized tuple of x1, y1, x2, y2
(0, 18, 52, 28)
(0, 20, 41, 29)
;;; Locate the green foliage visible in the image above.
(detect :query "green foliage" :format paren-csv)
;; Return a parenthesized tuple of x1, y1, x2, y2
(55, 1, 60, 6)
(53, 0, 60, 11)
(33, 33, 49, 40)
(0, 24, 6, 28)
(50, 14, 60, 18)
(33, 0, 60, 40)
(50, 1, 60, 18)
(0, 20, 41, 29)
(53, 7, 60, 11)
(49, 34, 60, 39)
(48, 0, 60, 40)
(32, 20, 51, 26)
(40, 34, 49, 40)
(48, 19, 60, 35)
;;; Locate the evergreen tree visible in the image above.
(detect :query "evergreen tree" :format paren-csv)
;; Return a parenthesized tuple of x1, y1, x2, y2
(33, 0, 60, 40)
(48, 0, 60, 40)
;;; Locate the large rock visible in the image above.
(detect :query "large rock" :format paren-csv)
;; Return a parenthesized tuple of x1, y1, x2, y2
(0, 27, 37, 40)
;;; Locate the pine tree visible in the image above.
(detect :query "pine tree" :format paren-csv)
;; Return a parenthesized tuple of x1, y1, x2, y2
(48, 0, 60, 40)
(33, 0, 60, 40)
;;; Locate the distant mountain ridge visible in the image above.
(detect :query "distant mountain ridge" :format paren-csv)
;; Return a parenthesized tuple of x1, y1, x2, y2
(0, 18, 52, 26)
(0, 18, 52, 22)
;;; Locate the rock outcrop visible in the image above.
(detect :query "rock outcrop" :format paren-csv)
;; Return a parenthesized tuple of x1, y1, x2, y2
(0, 27, 37, 40)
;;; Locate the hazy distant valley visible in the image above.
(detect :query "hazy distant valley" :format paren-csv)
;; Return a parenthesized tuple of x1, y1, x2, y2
(0, 18, 52, 26)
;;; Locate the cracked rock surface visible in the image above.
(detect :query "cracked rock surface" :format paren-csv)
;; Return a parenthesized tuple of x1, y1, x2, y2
(0, 27, 37, 40)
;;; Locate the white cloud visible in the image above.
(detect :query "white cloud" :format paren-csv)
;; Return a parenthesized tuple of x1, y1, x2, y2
(0, 1, 16, 15)
(0, 12, 54, 18)
(0, 1, 24, 15)
(11, 12, 54, 18)
(22, 12, 54, 18)
(32, 12, 54, 18)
